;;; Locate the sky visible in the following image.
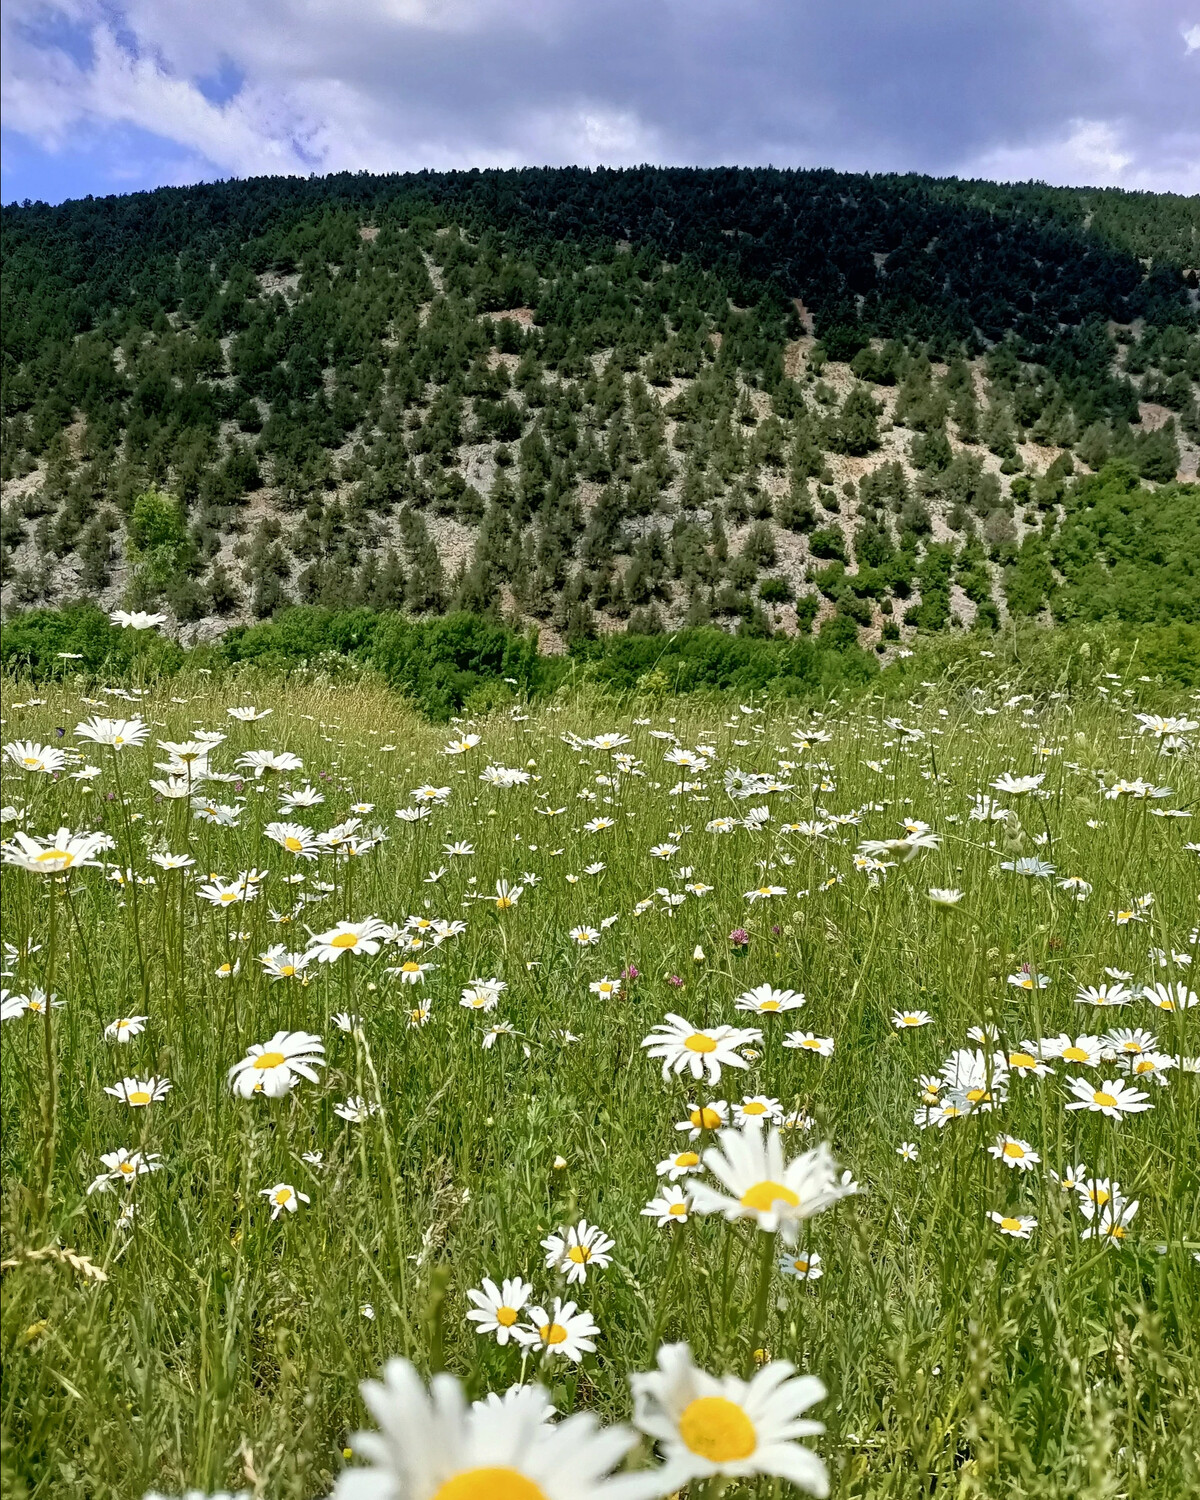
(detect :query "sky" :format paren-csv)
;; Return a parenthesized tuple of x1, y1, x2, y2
(2, 1, 1199, 207)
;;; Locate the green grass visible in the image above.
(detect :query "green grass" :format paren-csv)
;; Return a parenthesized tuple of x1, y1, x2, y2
(1, 667, 1198, 1498)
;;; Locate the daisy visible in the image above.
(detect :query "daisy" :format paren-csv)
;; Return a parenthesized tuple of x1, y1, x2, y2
(104, 1016, 148, 1042)
(641, 1014, 761, 1085)
(1145, 982, 1198, 1012)
(988, 1211, 1036, 1239)
(235, 749, 303, 777)
(258, 946, 311, 981)
(588, 976, 622, 999)
(583, 817, 616, 833)
(2, 741, 67, 774)
(991, 772, 1045, 795)
(442, 734, 481, 755)
(892, 1010, 933, 1029)
(264, 822, 320, 858)
(782, 1032, 835, 1058)
(630, 1341, 828, 1496)
(389, 960, 436, 985)
(280, 784, 325, 810)
(488, 879, 524, 910)
(1123, 1052, 1176, 1086)
(1075, 982, 1133, 1008)
(74, 716, 149, 749)
(896, 1141, 919, 1161)
(465, 1276, 533, 1345)
(3, 828, 112, 874)
(657, 1148, 703, 1181)
(1103, 1026, 1158, 1057)
(334, 1095, 379, 1123)
(1038, 1033, 1104, 1067)
(1079, 1193, 1139, 1246)
(734, 1095, 783, 1128)
(227, 706, 272, 721)
(569, 926, 600, 946)
(1064, 1077, 1152, 1120)
(988, 1135, 1040, 1171)
(674, 1101, 729, 1140)
(735, 984, 805, 1015)
(307, 917, 389, 963)
(1004, 1044, 1054, 1078)
(744, 884, 787, 902)
(198, 877, 257, 908)
(260, 1183, 309, 1220)
(779, 1250, 823, 1282)
(110, 610, 166, 629)
(541, 1220, 615, 1284)
(92, 1147, 163, 1191)
(689, 1127, 853, 1243)
(150, 852, 195, 871)
(516, 1299, 600, 1363)
(643, 1185, 692, 1225)
(104, 1076, 172, 1107)
(927, 888, 965, 907)
(229, 1031, 325, 1098)
(1008, 970, 1051, 992)
(331, 1358, 637, 1498)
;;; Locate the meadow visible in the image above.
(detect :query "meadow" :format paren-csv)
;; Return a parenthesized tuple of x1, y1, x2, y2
(1, 660, 1198, 1499)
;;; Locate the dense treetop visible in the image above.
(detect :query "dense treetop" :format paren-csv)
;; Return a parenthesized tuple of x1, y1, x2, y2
(1, 166, 1197, 644)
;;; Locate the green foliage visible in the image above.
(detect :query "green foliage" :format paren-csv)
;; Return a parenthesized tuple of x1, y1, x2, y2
(125, 488, 192, 593)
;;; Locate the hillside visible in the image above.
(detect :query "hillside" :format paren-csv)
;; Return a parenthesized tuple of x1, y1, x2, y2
(2, 167, 1198, 649)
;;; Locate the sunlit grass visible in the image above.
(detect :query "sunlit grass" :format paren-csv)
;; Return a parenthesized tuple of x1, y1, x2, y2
(2, 669, 1198, 1498)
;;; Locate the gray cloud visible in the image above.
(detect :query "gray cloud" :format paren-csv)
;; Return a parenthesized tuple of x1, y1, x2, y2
(2, 0, 1198, 201)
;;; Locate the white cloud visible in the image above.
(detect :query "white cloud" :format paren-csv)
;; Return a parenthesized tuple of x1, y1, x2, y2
(2, 1, 1197, 196)
(960, 117, 1200, 196)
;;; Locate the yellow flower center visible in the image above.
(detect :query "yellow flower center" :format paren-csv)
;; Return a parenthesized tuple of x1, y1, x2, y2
(118, 1162, 134, 1174)
(999, 1217, 1022, 1233)
(965, 1087, 990, 1103)
(1107, 1224, 1127, 1239)
(684, 1033, 718, 1054)
(540, 1322, 568, 1346)
(1090, 1187, 1110, 1205)
(1133, 1059, 1155, 1074)
(801, 1039, 823, 1050)
(792, 1258, 810, 1274)
(496, 896, 514, 909)
(1093, 1091, 1118, 1107)
(691, 1106, 723, 1130)
(274, 1188, 292, 1205)
(759, 1000, 780, 1011)
(36, 849, 73, 865)
(1063, 1047, 1089, 1062)
(23, 757, 42, 767)
(740, 1180, 800, 1212)
(668, 1203, 687, 1216)
(742, 1102, 767, 1115)
(402, 962, 421, 973)
(220, 892, 238, 903)
(255, 1051, 287, 1069)
(495, 1306, 518, 1327)
(1002, 1142, 1026, 1159)
(284, 837, 304, 852)
(1009, 1052, 1037, 1069)
(675, 1151, 700, 1168)
(432, 1470, 545, 1500)
(279, 966, 296, 978)
(678, 1396, 757, 1463)
(566, 1245, 592, 1264)
(128, 1090, 151, 1106)
(331, 932, 359, 948)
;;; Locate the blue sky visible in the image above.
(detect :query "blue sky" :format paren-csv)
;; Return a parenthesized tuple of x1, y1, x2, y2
(3, 1, 1199, 206)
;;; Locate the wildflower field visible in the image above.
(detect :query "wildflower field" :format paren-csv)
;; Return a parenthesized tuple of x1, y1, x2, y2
(2, 665, 1198, 1499)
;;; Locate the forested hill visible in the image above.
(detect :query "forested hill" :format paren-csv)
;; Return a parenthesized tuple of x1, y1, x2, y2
(2, 167, 1198, 648)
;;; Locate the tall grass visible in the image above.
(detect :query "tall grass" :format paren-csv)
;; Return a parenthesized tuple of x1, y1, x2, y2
(2, 668, 1197, 1498)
